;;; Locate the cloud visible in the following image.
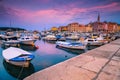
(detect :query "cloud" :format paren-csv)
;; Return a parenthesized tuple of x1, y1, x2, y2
(1, 1, 120, 29)
(88, 2, 120, 12)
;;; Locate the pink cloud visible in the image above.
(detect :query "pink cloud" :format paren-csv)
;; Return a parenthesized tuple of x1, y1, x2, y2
(88, 2, 120, 12)
(6, 2, 120, 27)
(91, 2, 118, 9)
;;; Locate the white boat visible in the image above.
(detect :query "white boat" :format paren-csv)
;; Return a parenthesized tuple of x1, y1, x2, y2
(43, 35, 57, 41)
(2, 40, 20, 47)
(56, 41, 86, 50)
(19, 35, 36, 46)
(86, 38, 104, 46)
(2, 47, 34, 67)
(66, 34, 79, 40)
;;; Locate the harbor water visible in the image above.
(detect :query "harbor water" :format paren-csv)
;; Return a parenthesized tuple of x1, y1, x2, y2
(0, 39, 99, 80)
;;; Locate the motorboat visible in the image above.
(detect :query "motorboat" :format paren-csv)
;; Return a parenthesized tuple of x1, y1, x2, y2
(56, 41, 86, 50)
(66, 34, 79, 40)
(43, 35, 57, 41)
(19, 35, 36, 46)
(86, 38, 104, 46)
(2, 40, 20, 47)
(2, 47, 35, 67)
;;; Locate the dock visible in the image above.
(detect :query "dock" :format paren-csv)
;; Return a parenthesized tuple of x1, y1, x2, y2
(24, 39, 120, 80)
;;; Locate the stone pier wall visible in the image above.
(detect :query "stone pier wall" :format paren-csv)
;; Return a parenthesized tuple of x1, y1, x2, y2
(24, 39, 120, 80)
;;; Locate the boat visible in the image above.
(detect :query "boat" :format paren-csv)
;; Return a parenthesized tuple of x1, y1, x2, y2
(56, 41, 86, 50)
(43, 35, 57, 41)
(86, 38, 104, 46)
(2, 40, 20, 47)
(56, 35, 66, 41)
(66, 34, 79, 40)
(18, 35, 36, 46)
(2, 47, 35, 67)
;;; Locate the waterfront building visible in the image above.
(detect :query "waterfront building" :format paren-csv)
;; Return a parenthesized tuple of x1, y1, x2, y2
(85, 24, 93, 32)
(50, 27, 58, 32)
(67, 22, 86, 32)
(67, 22, 80, 32)
(118, 24, 120, 31)
(58, 26, 68, 32)
(58, 23, 93, 33)
(91, 13, 118, 33)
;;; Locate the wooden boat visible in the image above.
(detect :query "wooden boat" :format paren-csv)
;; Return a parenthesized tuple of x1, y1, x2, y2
(2, 47, 35, 67)
(56, 41, 86, 50)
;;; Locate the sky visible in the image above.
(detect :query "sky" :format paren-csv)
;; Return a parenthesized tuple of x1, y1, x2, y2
(0, 0, 120, 31)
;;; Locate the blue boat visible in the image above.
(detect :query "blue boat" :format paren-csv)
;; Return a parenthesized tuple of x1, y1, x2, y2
(2, 47, 35, 67)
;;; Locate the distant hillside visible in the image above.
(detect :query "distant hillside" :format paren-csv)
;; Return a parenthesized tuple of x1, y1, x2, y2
(0, 27, 26, 31)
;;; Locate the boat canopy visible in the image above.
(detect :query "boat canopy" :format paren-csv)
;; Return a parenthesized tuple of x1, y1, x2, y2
(2, 47, 31, 60)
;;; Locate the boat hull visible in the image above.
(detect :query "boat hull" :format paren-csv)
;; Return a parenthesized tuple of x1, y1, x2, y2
(2, 40, 20, 47)
(56, 41, 86, 50)
(20, 40, 36, 46)
(5, 59, 30, 67)
(57, 44, 86, 50)
(87, 42, 103, 46)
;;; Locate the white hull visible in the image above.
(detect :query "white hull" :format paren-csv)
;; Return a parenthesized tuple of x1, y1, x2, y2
(4, 43, 19, 47)
(20, 40, 35, 46)
(57, 44, 86, 50)
(2, 40, 20, 47)
(87, 42, 103, 46)
(56, 41, 86, 50)
(5, 59, 30, 67)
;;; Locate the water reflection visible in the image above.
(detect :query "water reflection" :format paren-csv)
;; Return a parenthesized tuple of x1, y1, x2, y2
(3, 60, 35, 80)
(42, 39, 56, 44)
(20, 44, 38, 51)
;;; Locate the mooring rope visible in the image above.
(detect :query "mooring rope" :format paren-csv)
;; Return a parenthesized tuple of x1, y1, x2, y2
(16, 63, 25, 80)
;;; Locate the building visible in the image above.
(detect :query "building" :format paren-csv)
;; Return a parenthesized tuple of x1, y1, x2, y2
(58, 22, 92, 32)
(118, 24, 120, 31)
(58, 26, 68, 32)
(85, 24, 93, 32)
(50, 27, 58, 32)
(67, 22, 80, 32)
(91, 13, 118, 33)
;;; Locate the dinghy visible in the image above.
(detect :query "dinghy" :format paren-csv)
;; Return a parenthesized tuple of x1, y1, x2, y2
(2, 47, 34, 67)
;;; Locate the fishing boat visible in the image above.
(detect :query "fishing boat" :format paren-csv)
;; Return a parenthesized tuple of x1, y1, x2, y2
(56, 41, 86, 50)
(2, 47, 35, 67)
